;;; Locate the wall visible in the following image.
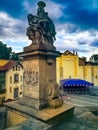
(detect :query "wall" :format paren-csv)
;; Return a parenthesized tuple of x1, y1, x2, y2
(56, 55, 79, 84)
(92, 66, 98, 86)
(84, 66, 92, 82)
(78, 66, 84, 79)
(7, 109, 27, 127)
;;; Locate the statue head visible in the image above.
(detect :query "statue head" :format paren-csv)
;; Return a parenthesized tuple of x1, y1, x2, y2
(37, 1, 46, 7)
(37, 1, 46, 18)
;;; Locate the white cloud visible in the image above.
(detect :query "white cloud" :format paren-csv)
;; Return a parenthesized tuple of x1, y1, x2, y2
(0, 12, 29, 52)
(23, 0, 36, 15)
(45, 1, 64, 19)
(54, 23, 98, 60)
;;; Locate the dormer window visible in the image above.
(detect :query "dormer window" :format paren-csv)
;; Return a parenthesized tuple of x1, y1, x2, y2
(13, 66, 15, 71)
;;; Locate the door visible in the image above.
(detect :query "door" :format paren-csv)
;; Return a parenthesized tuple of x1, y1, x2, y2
(14, 88, 18, 98)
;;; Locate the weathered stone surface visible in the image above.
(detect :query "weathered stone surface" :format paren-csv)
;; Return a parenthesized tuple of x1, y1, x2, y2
(18, 97, 47, 109)
(5, 101, 74, 124)
(3, 103, 98, 130)
(18, 49, 61, 109)
(48, 98, 63, 108)
(5, 119, 51, 130)
(24, 42, 56, 52)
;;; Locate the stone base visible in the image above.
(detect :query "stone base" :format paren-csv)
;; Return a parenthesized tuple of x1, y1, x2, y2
(48, 98, 63, 108)
(4, 100, 75, 127)
(18, 97, 47, 110)
(24, 42, 56, 52)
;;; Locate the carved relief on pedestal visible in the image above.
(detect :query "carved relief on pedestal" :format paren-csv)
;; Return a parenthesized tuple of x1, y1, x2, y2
(24, 69, 38, 87)
(23, 62, 39, 98)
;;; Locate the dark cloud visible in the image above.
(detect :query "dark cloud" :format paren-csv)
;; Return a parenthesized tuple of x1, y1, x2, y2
(55, 0, 98, 30)
(89, 30, 97, 36)
(78, 39, 86, 45)
(1, 0, 98, 30)
(56, 23, 79, 34)
(0, 13, 27, 39)
(0, 0, 25, 18)
(65, 24, 78, 33)
(0, 0, 37, 19)
(91, 39, 98, 47)
(0, 27, 7, 37)
(13, 23, 26, 34)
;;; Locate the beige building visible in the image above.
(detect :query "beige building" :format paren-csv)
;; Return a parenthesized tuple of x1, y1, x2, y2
(0, 60, 23, 104)
(56, 50, 98, 86)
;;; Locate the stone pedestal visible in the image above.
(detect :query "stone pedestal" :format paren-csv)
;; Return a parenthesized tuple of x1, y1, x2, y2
(4, 37, 75, 130)
(18, 42, 61, 109)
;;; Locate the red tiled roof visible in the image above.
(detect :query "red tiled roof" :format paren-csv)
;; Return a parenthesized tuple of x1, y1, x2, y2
(0, 60, 17, 71)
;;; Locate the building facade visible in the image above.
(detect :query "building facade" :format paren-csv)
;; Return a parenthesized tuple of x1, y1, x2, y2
(56, 50, 98, 86)
(0, 60, 23, 104)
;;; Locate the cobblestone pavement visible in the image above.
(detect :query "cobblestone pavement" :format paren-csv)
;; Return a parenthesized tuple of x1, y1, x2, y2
(63, 94, 98, 107)
(54, 95, 98, 130)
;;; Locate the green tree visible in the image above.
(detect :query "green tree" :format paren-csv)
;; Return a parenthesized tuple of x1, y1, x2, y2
(90, 54, 98, 62)
(0, 41, 19, 60)
(10, 52, 19, 60)
(0, 41, 12, 59)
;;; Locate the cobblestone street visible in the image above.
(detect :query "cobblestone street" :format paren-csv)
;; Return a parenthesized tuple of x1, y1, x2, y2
(64, 95, 98, 107)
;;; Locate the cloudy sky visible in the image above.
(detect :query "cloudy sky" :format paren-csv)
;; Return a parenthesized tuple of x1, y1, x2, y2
(0, 0, 98, 60)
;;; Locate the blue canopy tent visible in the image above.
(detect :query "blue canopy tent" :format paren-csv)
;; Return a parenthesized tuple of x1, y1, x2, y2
(61, 79, 94, 87)
(60, 79, 94, 94)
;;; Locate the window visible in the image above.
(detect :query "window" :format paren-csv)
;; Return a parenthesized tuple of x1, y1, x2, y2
(20, 92, 22, 95)
(13, 67, 15, 71)
(16, 66, 17, 71)
(10, 76, 12, 83)
(21, 76, 22, 81)
(18, 66, 20, 71)
(14, 74, 19, 82)
(10, 87, 12, 93)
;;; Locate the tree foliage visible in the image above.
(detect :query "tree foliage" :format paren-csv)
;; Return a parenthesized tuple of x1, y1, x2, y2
(90, 54, 98, 62)
(0, 41, 19, 60)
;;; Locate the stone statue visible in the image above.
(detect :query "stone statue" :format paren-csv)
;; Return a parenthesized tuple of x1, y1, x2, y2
(26, 1, 56, 46)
